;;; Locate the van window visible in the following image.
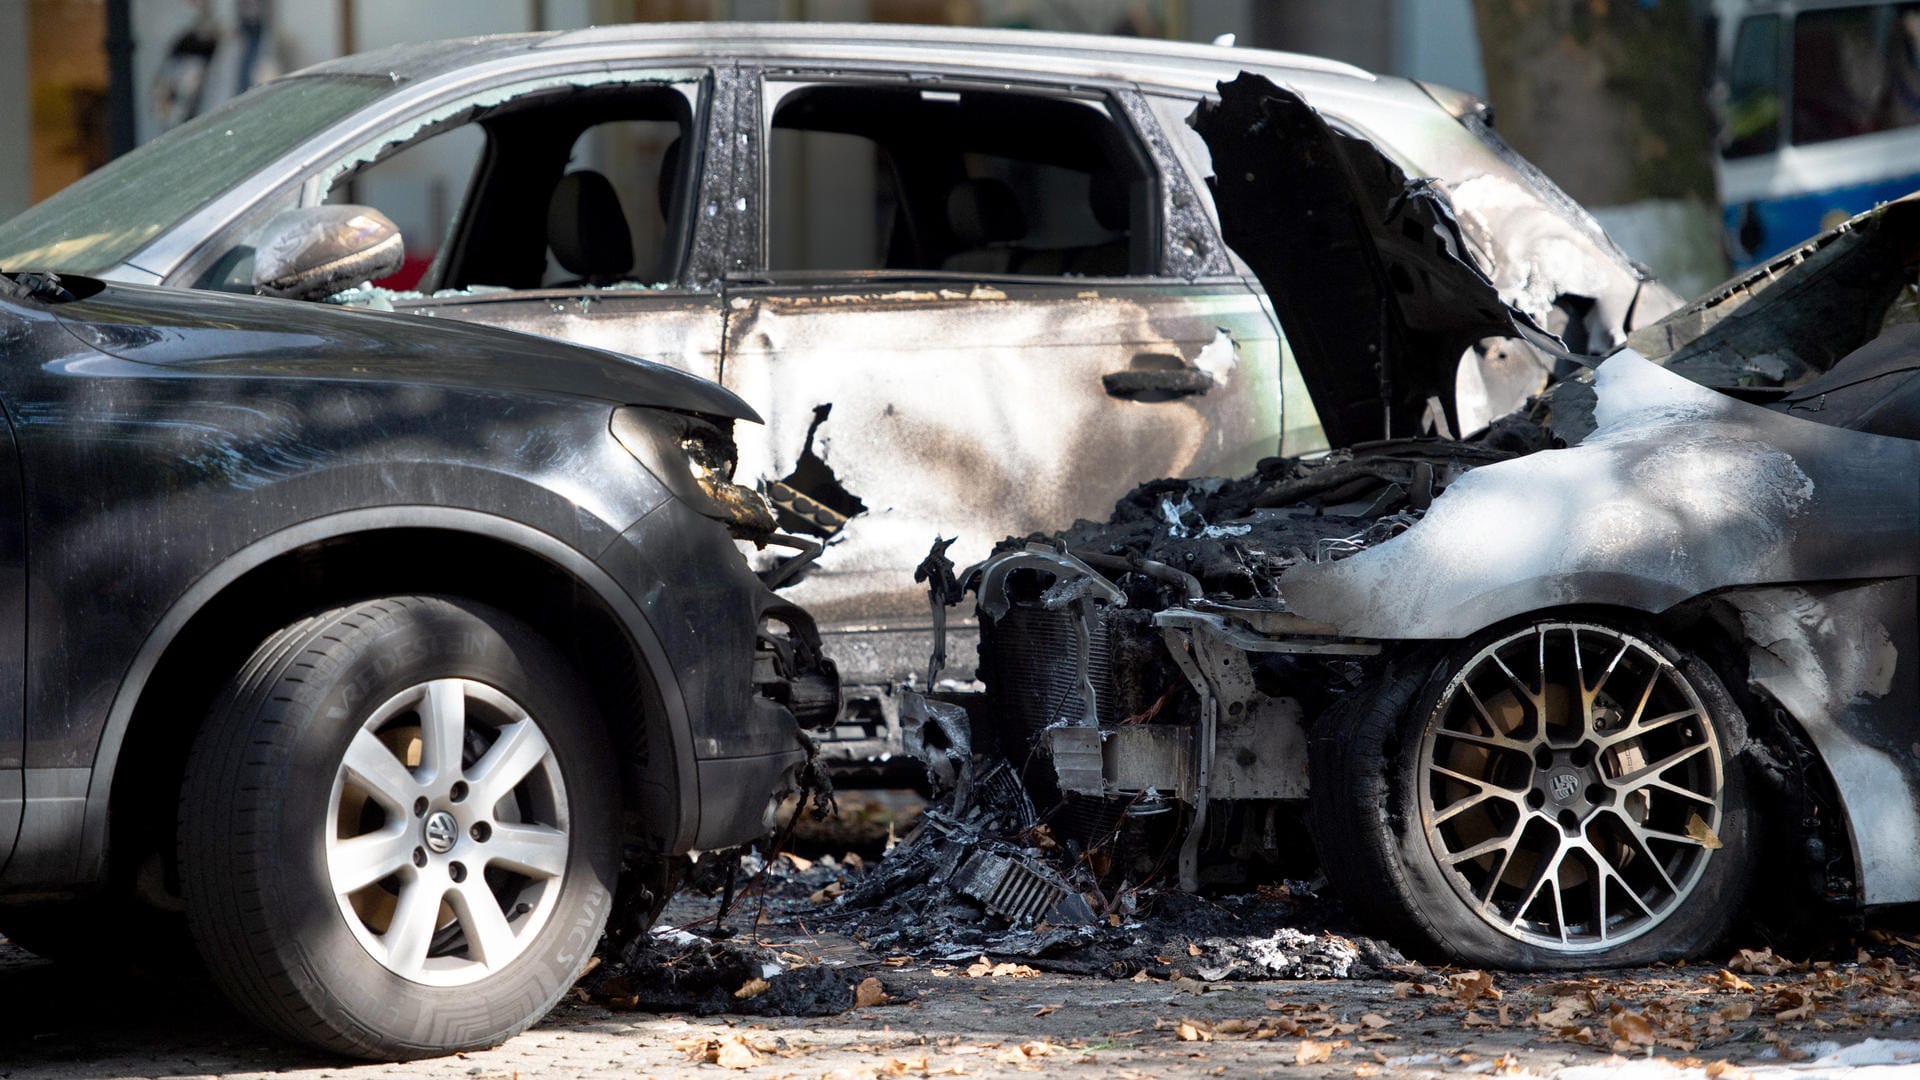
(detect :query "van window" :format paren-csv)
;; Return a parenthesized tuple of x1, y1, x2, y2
(1792, 4, 1920, 145)
(1723, 14, 1783, 158)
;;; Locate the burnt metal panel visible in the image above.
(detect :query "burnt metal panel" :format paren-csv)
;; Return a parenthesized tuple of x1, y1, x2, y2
(1280, 351, 1920, 640)
(1715, 580, 1920, 906)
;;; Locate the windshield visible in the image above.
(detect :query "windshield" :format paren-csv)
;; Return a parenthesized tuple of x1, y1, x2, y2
(0, 74, 396, 276)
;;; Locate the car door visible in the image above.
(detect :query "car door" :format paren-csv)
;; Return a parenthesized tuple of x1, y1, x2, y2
(721, 70, 1282, 688)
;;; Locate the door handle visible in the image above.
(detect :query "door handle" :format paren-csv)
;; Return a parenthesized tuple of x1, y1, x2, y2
(1101, 368, 1213, 401)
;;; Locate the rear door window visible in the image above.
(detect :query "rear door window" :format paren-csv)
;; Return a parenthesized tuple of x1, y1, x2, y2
(764, 81, 1157, 278)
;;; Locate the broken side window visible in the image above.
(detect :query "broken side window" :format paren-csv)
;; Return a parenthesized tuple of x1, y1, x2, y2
(1791, 4, 1920, 146)
(324, 125, 487, 291)
(764, 81, 1157, 278)
(1723, 14, 1783, 158)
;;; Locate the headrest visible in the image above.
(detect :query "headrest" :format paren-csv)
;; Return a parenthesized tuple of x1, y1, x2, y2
(946, 178, 1026, 246)
(547, 170, 633, 280)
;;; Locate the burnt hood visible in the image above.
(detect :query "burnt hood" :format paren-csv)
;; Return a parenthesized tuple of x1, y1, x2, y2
(1192, 73, 1551, 448)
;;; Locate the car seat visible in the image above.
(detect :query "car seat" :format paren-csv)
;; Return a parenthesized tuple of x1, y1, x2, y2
(546, 169, 634, 286)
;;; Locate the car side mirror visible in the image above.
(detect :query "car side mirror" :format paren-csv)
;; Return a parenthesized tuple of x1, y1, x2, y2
(251, 205, 403, 302)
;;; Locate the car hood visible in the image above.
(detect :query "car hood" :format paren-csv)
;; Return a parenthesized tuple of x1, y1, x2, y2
(1192, 73, 1560, 449)
(30, 277, 761, 423)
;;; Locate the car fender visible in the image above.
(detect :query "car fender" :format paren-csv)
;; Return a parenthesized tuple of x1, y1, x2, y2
(73, 504, 699, 883)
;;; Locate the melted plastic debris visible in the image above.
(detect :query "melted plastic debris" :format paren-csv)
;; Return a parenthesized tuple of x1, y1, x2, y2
(821, 754, 1404, 980)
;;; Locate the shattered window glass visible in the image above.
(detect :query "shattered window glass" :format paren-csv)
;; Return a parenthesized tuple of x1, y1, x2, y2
(1722, 14, 1783, 158)
(766, 82, 1153, 277)
(314, 80, 699, 291)
(0, 75, 393, 275)
(1791, 4, 1920, 146)
(326, 126, 486, 291)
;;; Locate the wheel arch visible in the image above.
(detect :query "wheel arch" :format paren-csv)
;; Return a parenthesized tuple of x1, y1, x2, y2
(1416, 596, 1872, 913)
(85, 506, 699, 894)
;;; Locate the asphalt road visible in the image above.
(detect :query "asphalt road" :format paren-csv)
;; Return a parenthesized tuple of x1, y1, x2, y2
(6, 909, 1920, 1080)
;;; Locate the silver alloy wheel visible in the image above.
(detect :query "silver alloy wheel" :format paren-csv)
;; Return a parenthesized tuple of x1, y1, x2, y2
(325, 678, 571, 986)
(1417, 624, 1723, 952)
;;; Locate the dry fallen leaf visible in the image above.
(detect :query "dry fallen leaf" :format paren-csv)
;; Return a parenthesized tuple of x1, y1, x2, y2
(1608, 1009, 1656, 1047)
(1729, 947, 1795, 976)
(714, 1037, 762, 1070)
(1686, 813, 1724, 849)
(1294, 1039, 1341, 1065)
(781, 851, 815, 872)
(733, 977, 771, 1000)
(1705, 1062, 1754, 1080)
(1359, 1013, 1392, 1030)
(1714, 1001, 1754, 1023)
(1176, 1021, 1213, 1042)
(1448, 970, 1501, 1004)
(1704, 968, 1755, 992)
(1033, 1004, 1059, 1017)
(855, 977, 889, 1008)
(809, 881, 845, 904)
(967, 949, 1044, 976)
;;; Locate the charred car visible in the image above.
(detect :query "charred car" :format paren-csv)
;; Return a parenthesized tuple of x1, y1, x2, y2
(0, 23, 1678, 760)
(0, 270, 834, 1056)
(927, 75, 1920, 970)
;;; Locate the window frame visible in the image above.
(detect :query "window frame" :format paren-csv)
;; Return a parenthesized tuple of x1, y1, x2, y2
(166, 65, 718, 295)
(751, 68, 1169, 282)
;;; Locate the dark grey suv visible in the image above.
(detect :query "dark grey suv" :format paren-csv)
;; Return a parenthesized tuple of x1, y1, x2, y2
(0, 270, 835, 1058)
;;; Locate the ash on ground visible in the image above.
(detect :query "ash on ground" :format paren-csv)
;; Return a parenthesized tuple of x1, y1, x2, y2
(577, 850, 914, 1018)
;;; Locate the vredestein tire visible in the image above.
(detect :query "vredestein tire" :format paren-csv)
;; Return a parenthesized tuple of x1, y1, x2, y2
(1310, 620, 1757, 970)
(179, 596, 619, 1059)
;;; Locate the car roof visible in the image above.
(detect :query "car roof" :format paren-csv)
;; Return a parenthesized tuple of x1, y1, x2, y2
(303, 21, 1379, 93)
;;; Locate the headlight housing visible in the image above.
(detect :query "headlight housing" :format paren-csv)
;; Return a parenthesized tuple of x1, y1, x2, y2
(610, 406, 776, 538)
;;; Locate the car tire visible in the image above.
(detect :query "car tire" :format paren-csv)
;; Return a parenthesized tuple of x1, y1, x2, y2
(179, 596, 619, 1059)
(1309, 620, 1757, 969)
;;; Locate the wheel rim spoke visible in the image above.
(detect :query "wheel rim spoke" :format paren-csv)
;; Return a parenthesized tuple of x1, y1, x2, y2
(383, 876, 446, 976)
(1430, 786, 1516, 827)
(1595, 708, 1697, 750)
(1444, 831, 1518, 866)
(466, 719, 554, 812)
(419, 679, 469, 784)
(1607, 742, 1710, 790)
(487, 822, 569, 879)
(1419, 623, 1723, 953)
(329, 825, 415, 894)
(342, 728, 420, 812)
(1435, 726, 1531, 754)
(449, 881, 518, 968)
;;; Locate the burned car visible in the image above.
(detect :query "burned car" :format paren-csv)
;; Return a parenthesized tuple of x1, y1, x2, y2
(0, 270, 835, 1056)
(917, 75, 1920, 969)
(0, 23, 1678, 759)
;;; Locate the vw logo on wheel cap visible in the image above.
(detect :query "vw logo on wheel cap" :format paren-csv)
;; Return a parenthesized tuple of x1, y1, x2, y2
(423, 810, 459, 854)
